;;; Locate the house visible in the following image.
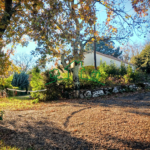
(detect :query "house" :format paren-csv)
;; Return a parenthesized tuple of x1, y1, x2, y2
(82, 51, 136, 70)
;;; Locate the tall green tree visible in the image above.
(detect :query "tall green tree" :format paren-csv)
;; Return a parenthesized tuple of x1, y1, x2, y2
(85, 37, 122, 58)
(11, 71, 29, 94)
(132, 42, 150, 73)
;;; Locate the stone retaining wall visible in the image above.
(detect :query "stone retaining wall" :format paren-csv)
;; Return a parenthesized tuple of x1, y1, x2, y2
(66, 82, 150, 99)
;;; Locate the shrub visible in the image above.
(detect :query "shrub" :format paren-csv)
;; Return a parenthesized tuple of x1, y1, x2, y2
(119, 61, 127, 76)
(0, 75, 13, 90)
(133, 69, 147, 83)
(42, 70, 62, 100)
(132, 42, 150, 73)
(30, 66, 45, 100)
(98, 61, 109, 84)
(0, 75, 20, 96)
(106, 61, 120, 76)
(80, 66, 99, 75)
(58, 71, 74, 89)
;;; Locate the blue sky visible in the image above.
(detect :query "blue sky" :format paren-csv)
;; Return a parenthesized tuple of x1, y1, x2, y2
(3, 0, 150, 70)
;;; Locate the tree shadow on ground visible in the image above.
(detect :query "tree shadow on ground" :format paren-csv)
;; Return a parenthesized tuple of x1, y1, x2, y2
(63, 106, 92, 128)
(125, 110, 150, 116)
(0, 119, 107, 150)
(0, 118, 150, 150)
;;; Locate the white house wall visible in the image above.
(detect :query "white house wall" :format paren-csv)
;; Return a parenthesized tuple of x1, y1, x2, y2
(82, 52, 135, 70)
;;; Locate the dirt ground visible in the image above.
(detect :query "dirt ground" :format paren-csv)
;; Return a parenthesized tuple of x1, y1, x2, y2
(0, 90, 150, 150)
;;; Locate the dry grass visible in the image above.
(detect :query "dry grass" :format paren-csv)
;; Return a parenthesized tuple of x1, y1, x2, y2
(0, 96, 42, 111)
(0, 90, 150, 150)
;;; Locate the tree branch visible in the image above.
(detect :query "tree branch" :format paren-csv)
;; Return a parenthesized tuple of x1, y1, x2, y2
(61, 54, 73, 72)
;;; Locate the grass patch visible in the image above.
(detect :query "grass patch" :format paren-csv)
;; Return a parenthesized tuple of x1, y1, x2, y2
(0, 95, 41, 111)
(0, 140, 21, 150)
(0, 139, 34, 150)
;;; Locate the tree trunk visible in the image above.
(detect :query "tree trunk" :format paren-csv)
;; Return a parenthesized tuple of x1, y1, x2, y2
(73, 62, 80, 98)
(26, 86, 28, 95)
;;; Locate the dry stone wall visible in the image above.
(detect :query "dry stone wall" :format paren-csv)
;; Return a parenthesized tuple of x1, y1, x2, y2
(67, 82, 150, 99)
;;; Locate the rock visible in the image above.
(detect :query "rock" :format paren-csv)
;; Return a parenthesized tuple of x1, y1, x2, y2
(137, 87, 142, 90)
(119, 88, 123, 93)
(80, 93, 84, 99)
(143, 82, 150, 89)
(122, 88, 126, 92)
(112, 87, 119, 93)
(105, 90, 110, 95)
(84, 91, 92, 98)
(92, 90, 105, 97)
(129, 84, 136, 90)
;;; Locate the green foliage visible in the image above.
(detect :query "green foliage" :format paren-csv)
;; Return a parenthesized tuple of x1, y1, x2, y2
(42, 70, 62, 100)
(57, 60, 149, 93)
(59, 71, 74, 89)
(120, 62, 127, 76)
(30, 66, 45, 100)
(32, 98, 39, 104)
(97, 60, 109, 84)
(0, 75, 17, 96)
(123, 65, 134, 83)
(31, 68, 63, 101)
(29, 61, 149, 101)
(132, 42, 150, 73)
(11, 71, 29, 90)
(0, 75, 14, 90)
(105, 61, 120, 76)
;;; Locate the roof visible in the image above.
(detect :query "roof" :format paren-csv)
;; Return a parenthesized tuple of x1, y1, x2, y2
(84, 51, 135, 66)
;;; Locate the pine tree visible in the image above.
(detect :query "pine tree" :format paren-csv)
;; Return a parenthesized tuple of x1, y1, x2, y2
(85, 38, 122, 58)
(11, 71, 29, 94)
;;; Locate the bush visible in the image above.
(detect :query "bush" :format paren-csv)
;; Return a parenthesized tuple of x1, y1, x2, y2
(0, 75, 19, 97)
(58, 71, 74, 89)
(80, 66, 99, 75)
(98, 61, 109, 84)
(50, 60, 149, 96)
(119, 61, 127, 76)
(0, 75, 14, 90)
(30, 66, 45, 100)
(132, 42, 150, 73)
(133, 69, 147, 83)
(105, 61, 120, 76)
(42, 70, 62, 100)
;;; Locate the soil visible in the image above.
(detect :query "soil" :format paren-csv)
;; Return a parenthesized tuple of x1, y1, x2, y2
(0, 90, 150, 150)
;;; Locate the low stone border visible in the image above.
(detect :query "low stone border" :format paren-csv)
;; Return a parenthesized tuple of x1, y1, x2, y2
(65, 82, 150, 99)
